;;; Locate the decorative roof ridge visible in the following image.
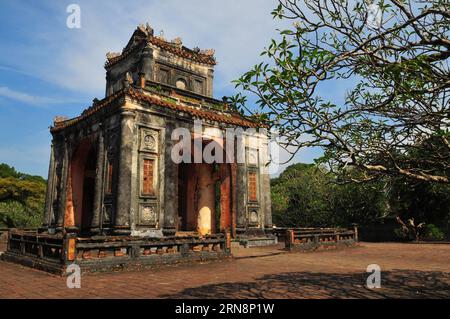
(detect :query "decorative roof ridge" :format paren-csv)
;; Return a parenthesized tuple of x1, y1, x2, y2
(51, 89, 127, 133)
(51, 87, 264, 133)
(105, 24, 217, 69)
(143, 89, 226, 114)
(147, 36, 216, 65)
(128, 89, 262, 128)
(105, 39, 147, 69)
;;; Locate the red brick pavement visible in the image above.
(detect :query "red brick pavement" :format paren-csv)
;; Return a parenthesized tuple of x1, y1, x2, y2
(0, 242, 449, 299)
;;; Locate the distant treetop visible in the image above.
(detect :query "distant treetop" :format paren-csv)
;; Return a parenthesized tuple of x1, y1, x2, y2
(0, 163, 46, 183)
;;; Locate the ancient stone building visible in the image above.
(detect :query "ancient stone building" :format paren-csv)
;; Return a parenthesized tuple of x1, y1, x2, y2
(42, 24, 274, 244)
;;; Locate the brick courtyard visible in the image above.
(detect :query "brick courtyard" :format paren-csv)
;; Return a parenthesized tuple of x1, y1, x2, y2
(0, 242, 449, 299)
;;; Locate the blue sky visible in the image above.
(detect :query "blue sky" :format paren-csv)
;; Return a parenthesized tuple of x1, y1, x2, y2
(0, 0, 340, 177)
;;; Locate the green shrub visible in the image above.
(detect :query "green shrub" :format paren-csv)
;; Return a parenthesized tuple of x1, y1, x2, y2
(0, 200, 43, 228)
(424, 224, 445, 241)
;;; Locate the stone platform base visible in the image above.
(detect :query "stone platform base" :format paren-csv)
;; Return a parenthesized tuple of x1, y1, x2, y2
(285, 227, 358, 252)
(1, 251, 63, 274)
(2, 230, 232, 275)
(1, 249, 231, 275)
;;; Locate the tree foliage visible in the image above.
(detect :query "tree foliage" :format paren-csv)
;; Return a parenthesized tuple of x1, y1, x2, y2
(388, 174, 450, 228)
(271, 163, 388, 227)
(0, 164, 46, 228)
(232, 0, 450, 184)
(272, 162, 450, 238)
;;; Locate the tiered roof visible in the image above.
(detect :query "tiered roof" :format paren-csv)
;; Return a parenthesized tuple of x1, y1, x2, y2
(51, 24, 261, 133)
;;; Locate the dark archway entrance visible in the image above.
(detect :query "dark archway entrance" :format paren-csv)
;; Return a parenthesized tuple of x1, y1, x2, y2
(65, 138, 98, 235)
(80, 147, 96, 233)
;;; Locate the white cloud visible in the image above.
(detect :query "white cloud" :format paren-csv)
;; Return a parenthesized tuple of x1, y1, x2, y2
(0, 86, 81, 107)
(0, 65, 37, 79)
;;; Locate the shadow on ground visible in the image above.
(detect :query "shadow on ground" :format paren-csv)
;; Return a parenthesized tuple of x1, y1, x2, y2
(161, 270, 450, 299)
(233, 251, 285, 260)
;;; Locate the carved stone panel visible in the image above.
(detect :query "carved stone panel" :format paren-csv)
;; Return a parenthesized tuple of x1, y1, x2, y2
(158, 68, 170, 84)
(248, 207, 259, 226)
(140, 129, 159, 153)
(247, 148, 259, 167)
(247, 170, 259, 203)
(193, 79, 204, 95)
(139, 203, 158, 226)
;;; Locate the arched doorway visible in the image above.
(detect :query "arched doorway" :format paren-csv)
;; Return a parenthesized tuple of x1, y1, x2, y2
(177, 139, 232, 235)
(65, 139, 98, 235)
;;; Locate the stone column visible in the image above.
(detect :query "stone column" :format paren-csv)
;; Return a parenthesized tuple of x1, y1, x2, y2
(163, 123, 177, 236)
(263, 172, 273, 231)
(235, 131, 248, 236)
(114, 110, 135, 235)
(261, 141, 273, 232)
(91, 130, 105, 234)
(236, 161, 247, 235)
(42, 143, 56, 230)
(230, 162, 238, 238)
(56, 142, 70, 232)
